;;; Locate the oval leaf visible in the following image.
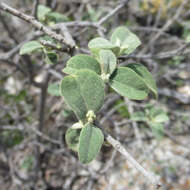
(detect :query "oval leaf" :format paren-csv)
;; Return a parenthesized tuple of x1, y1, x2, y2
(99, 49, 117, 75)
(37, 5, 51, 21)
(60, 76, 87, 120)
(65, 128, 81, 152)
(149, 122, 164, 140)
(60, 70, 105, 120)
(79, 123, 104, 164)
(126, 64, 157, 98)
(19, 41, 43, 55)
(88, 37, 119, 56)
(109, 67, 149, 100)
(111, 26, 141, 55)
(76, 69, 105, 112)
(154, 114, 169, 123)
(65, 54, 101, 75)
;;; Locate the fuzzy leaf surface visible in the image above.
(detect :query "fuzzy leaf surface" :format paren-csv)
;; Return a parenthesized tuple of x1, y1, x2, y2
(37, 5, 51, 21)
(60, 70, 104, 119)
(65, 54, 101, 75)
(88, 37, 119, 56)
(127, 64, 157, 98)
(79, 123, 104, 164)
(99, 49, 117, 75)
(109, 67, 149, 100)
(111, 26, 141, 55)
(60, 76, 87, 120)
(19, 41, 43, 55)
(76, 69, 104, 112)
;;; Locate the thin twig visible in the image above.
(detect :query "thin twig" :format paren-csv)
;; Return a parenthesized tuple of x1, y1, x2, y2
(1, 125, 61, 145)
(0, 2, 75, 49)
(106, 135, 161, 189)
(120, 43, 190, 60)
(32, 0, 39, 19)
(98, 0, 129, 26)
(150, 0, 188, 44)
(39, 39, 67, 52)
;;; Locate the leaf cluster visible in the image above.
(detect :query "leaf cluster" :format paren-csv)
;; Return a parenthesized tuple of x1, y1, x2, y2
(60, 26, 157, 164)
(19, 26, 158, 164)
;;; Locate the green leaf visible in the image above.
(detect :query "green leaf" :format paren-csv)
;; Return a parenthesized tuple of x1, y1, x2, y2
(149, 122, 164, 140)
(99, 50, 117, 75)
(45, 51, 58, 64)
(154, 114, 169, 123)
(79, 123, 104, 164)
(46, 12, 69, 23)
(60, 70, 104, 120)
(60, 75, 87, 120)
(65, 54, 101, 75)
(131, 111, 147, 122)
(48, 82, 60, 96)
(65, 128, 81, 151)
(37, 5, 51, 21)
(88, 37, 119, 56)
(76, 70, 105, 112)
(109, 67, 149, 100)
(19, 41, 43, 55)
(127, 64, 157, 98)
(149, 108, 169, 123)
(111, 26, 141, 55)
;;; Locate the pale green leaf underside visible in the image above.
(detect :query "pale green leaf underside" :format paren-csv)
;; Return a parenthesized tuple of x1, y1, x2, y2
(110, 67, 149, 100)
(88, 37, 119, 56)
(111, 26, 141, 55)
(88, 37, 116, 49)
(153, 114, 169, 123)
(149, 122, 164, 140)
(19, 41, 43, 55)
(65, 54, 101, 75)
(65, 128, 81, 152)
(127, 64, 157, 98)
(79, 123, 104, 164)
(60, 70, 104, 120)
(131, 111, 147, 122)
(46, 12, 69, 22)
(99, 49, 117, 75)
(37, 5, 51, 21)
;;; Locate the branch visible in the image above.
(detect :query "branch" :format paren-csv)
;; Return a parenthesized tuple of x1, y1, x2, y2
(120, 43, 190, 60)
(64, 21, 99, 28)
(106, 135, 161, 189)
(158, 88, 190, 104)
(55, 0, 130, 32)
(1, 125, 61, 145)
(98, 0, 130, 25)
(39, 39, 67, 52)
(0, 2, 75, 50)
(96, 118, 161, 188)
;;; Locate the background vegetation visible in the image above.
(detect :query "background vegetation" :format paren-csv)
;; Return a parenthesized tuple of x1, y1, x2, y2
(0, 0, 190, 189)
